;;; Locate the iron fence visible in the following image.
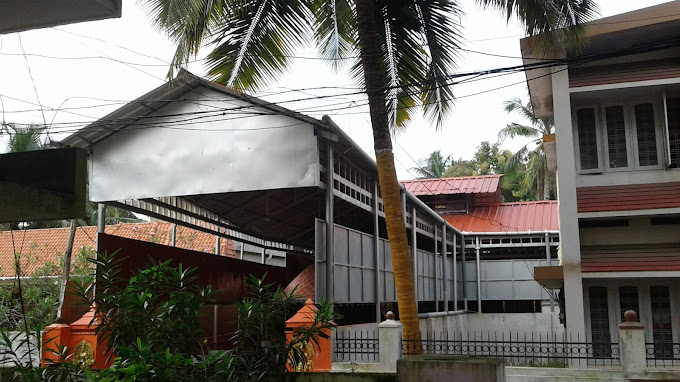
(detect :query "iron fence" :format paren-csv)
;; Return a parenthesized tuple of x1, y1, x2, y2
(402, 332, 620, 367)
(646, 341, 680, 368)
(333, 329, 379, 363)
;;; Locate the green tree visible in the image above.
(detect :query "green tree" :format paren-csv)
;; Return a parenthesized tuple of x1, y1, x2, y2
(498, 96, 556, 200)
(5, 124, 44, 153)
(142, 0, 597, 342)
(412, 150, 451, 178)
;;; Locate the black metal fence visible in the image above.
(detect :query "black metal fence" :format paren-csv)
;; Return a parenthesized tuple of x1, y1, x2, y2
(646, 341, 680, 368)
(402, 332, 620, 368)
(333, 329, 379, 363)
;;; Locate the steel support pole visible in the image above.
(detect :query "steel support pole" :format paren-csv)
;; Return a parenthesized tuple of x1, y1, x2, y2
(215, 236, 220, 255)
(461, 235, 468, 311)
(442, 224, 449, 312)
(546, 232, 555, 312)
(170, 224, 177, 247)
(325, 146, 335, 304)
(95, 204, 106, 297)
(434, 226, 439, 312)
(411, 206, 418, 304)
(373, 182, 381, 322)
(57, 219, 77, 320)
(475, 236, 482, 313)
(213, 305, 218, 347)
(452, 233, 458, 312)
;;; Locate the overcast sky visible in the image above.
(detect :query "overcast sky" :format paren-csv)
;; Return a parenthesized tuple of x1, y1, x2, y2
(0, 0, 671, 179)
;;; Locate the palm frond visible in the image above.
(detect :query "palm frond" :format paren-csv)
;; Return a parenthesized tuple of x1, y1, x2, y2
(141, 0, 228, 78)
(413, 0, 462, 130)
(309, 0, 355, 71)
(205, 0, 310, 90)
(476, 0, 599, 57)
(498, 123, 540, 143)
(7, 125, 44, 153)
(502, 145, 529, 173)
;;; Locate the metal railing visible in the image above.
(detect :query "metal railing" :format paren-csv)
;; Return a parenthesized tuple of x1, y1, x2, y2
(646, 341, 680, 368)
(333, 329, 379, 363)
(402, 332, 620, 367)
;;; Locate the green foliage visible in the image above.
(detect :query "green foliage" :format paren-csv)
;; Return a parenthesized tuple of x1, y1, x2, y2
(411, 150, 451, 179)
(0, 246, 94, 332)
(66, 253, 337, 381)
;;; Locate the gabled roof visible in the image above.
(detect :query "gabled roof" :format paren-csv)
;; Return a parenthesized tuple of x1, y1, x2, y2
(401, 175, 502, 196)
(0, 222, 235, 277)
(443, 201, 558, 233)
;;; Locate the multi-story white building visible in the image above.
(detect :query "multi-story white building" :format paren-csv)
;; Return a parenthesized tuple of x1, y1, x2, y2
(524, 1, 680, 357)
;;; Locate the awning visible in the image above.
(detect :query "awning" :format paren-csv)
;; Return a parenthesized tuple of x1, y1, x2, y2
(534, 265, 563, 289)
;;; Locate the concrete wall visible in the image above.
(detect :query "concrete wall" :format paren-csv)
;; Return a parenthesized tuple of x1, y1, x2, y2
(419, 312, 564, 338)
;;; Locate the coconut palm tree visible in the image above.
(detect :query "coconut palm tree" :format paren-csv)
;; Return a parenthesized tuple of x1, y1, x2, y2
(5, 124, 45, 153)
(412, 150, 452, 179)
(142, 0, 597, 342)
(498, 96, 556, 200)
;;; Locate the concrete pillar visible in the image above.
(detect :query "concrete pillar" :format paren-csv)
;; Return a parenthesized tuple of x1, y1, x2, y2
(379, 311, 403, 373)
(619, 310, 646, 378)
(551, 66, 586, 339)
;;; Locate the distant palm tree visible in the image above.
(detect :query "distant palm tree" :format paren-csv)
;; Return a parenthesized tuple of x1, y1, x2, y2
(6, 124, 44, 153)
(498, 97, 556, 200)
(412, 150, 451, 178)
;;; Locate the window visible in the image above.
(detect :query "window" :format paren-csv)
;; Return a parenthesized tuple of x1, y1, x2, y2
(651, 286, 673, 358)
(619, 286, 639, 322)
(575, 100, 663, 173)
(589, 286, 612, 357)
(605, 106, 628, 168)
(666, 98, 680, 167)
(577, 108, 600, 171)
(635, 104, 659, 166)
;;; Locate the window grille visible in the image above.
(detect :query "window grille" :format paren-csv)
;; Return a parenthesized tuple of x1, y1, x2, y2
(589, 286, 612, 357)
(667, 98, 680, 167)
(634, 103, 658, 166)
(651, 286, 673, 358)
(577, 108, 599, 170)
(619, 286, 639, 322)
(605, 106, 628, 168)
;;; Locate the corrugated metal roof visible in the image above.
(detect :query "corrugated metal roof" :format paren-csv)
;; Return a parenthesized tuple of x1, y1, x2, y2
(401, 175, 502, 196)
(0, 222, 235, 277)
(443, 201, 558, 233)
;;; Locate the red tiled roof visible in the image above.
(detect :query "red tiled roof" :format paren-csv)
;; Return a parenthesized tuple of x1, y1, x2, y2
(284, 264, 314, 300)
(0, 222, 235, 277)
(443, 201, 558, 233)
(401, 175, 503, 196)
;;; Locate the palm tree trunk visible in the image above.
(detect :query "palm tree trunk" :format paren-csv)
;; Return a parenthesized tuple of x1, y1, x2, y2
(355, 0, 421, 347)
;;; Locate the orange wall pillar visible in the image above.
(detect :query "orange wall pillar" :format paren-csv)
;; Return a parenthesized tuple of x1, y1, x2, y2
(285, 298, 332, 372)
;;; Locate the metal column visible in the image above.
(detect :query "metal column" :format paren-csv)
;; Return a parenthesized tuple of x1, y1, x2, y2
(411, 206, 418, 303)
(452, 233, 458, 312)
(325, 146, 335, 304)
(434, 226, 439, 312)
(442, 224, 449, 312)
(373, 182, 382, 322)
(475, 236, 482, 313)
(170, 223, 177, 247)
(94, 203, 106, 297)
(546, 232, 555, 312)
(215, 236, 220, 255)
(461, 235, 468, 311)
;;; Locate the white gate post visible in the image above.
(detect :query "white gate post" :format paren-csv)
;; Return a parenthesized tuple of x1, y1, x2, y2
(379, 311, 403, 372)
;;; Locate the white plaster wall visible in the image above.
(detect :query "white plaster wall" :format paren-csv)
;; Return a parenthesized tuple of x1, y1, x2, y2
(580, 218, 680, 246)
(420, 312, 564, 337)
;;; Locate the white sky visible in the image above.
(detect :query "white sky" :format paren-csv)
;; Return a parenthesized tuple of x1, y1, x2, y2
(0, 0, 671, 180)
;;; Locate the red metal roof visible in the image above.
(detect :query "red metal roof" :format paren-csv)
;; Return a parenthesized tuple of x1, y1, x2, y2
(443, 201, 558, 233)
(401, 175, 502, 196)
